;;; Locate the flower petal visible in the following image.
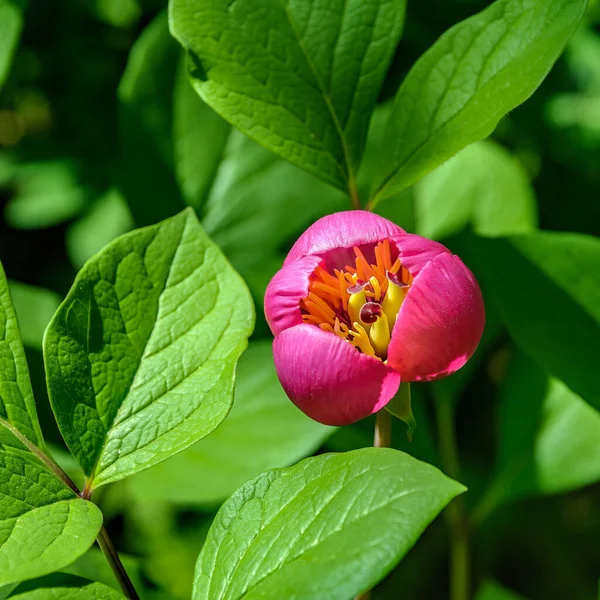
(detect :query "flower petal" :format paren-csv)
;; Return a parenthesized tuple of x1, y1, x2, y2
(264, 255, 323, 337)
(391, 232, 451, 278)
(285, 210, 405, 265)
(387, 253, 485, 381)
(273, 324, 401, 425)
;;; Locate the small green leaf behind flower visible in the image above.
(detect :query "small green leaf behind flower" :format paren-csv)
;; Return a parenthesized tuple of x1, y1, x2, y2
(43, 208, 255, 489)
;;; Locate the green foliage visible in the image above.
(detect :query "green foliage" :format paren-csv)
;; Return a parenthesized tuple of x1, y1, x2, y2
(129, 341, 334, 505)
(476, 581, 528, 600)
(8, 577, 124, 600)
(43, 208, 255, 487)
(372, 0, 588, 203)
(0, 264, 43, 447)
(7, 281, 60, 349)
(170, 0, 407, 194)
(0, 0, 22, 89)
(415, 140, 537, 240)
(458, 231, 600, 413)
(193, 448, 464, 600)
(494, 352, 600, 501)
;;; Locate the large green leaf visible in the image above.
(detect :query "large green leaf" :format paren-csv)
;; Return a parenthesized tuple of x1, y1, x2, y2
(372, 0, 588, 202)
(0, 448, 102, 585)
(193, 448, 464, 600)
(494, 352, 600, 501)
(43, 208, 255, 488)
(415, 140, 537, 240)
(129, 341, 334, 505)
(0, 263, 44, 447)
(0, 0, 22, 89)
(456, 231, 600, 413)
(170, 0, 407, 193)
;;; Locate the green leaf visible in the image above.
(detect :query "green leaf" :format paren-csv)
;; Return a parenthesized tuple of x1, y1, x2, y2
(129, 341, 334, 505)
(415, 140, 537, 240)
(118, 11, 187, 226)
(4, 161, 88, 230)
(496, 352, 600, 500)
(0, 0, 22, 89)
(170, 0, 408, 192)
(9, 577, 124, 600)
(456, 231, 600, 413)
(0, 263, 44, 447)
(7, 281, 61, 349)
(43, 208, 255, 488)
(476, 580, 528, 600)
(0, 449, 102, 585)
(193, 448, 464, 600)
(373, 0, 588, 202)
(66, 189, 134, 270)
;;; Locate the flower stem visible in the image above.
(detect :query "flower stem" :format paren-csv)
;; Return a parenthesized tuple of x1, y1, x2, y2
(97, 526, 140, 600)
(436, 396, 470, 600)
(374, 408, 392, 448)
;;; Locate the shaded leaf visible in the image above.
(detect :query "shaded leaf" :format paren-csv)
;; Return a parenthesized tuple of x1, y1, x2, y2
(476, 580, 529, 600)
(373, 0, 588, 202)
(496, 352, 600, 499)
(129, 341, 334, 505)
(44, 208, 255, 488)
(66, 189, 134, 270)
(0, 0, 22, 89)
(456, 231, 600, 412)
(416, 140, 537, 240)
(4, 161, 88, 230)
(118, 11, 186, 226)
(170, 0, 407, 192)
(7, 281, 61, 349)
(193, 448, 464, 600)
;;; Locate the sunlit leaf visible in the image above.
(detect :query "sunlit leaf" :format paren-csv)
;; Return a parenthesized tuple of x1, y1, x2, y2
(8, 575, 124, 599)
(0, 263, 44, 446)
(44, 208, 255, 488)
(129, 341, 334, 505)
(170, 0, 407, 193)
(373, 0, 588, 203)
(476, 580, 529, 600)
(0, 447, 102, 586)
(193, 448, 464, 600)
(416, 140, 537, 240)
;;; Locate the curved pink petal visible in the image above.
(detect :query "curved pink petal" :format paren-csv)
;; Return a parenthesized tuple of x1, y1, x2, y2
(273, 324, 401, 426)
(391, 233, 451, 278)
(387, 253, 485, 381)
(284, 211, 405, 266)
(264, 255, 323, 337)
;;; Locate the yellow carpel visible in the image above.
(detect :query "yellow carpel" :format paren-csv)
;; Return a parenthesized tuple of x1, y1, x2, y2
(368, 312, 390, 358)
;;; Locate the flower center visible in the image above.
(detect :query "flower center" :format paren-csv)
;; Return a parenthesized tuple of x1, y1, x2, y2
(300, 240, 412, 360)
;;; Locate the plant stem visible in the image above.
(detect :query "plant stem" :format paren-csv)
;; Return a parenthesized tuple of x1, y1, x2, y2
(374, 409, 392, 448)
(0, 417, 79, 494)
(349, 178, 361, 210)
(436, 396, 470, 600)
(97, 527, 140, 600)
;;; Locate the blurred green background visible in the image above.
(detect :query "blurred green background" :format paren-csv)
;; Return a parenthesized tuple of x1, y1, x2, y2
(1, 0, 599, 599)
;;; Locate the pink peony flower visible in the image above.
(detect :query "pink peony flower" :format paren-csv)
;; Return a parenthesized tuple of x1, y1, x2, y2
(264, 211, 485, 426)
